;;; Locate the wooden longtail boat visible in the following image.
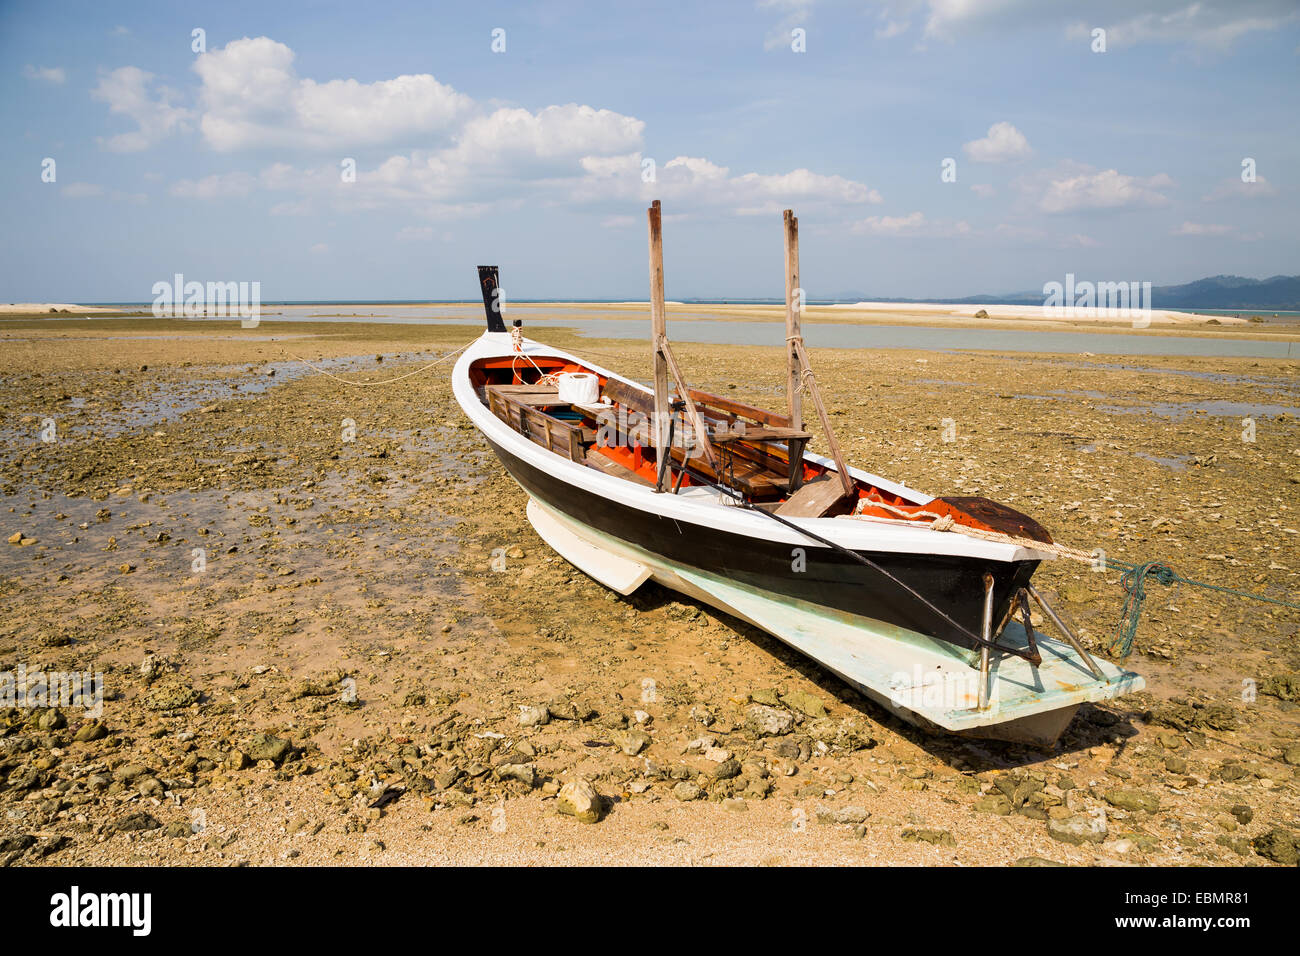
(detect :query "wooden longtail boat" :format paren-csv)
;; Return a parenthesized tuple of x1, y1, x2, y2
(453, 202, 1142, 746)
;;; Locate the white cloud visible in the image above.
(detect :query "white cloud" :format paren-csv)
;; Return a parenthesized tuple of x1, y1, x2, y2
(1171, 221, 1233, 236)
(970, 183, 995, 198)
(269, 199, 312, 216)
(110, 26, 131, 37)
(23, 65, 65, 84)
(888, 0, 1299, 48)
(1202, 174, 1277, 201)
(61, 182, 103, 198)
(1035, 165, 1173, 213)
(761, 0, 815, 51)
(309, 243, 329, 255)
(395, 225, 434, 241)
(963, 122, 1031, 164)
(90, 66, 192, 152)
(572, 153, 880, 215)
(437, 104, 645, 176)
(169, 171, 257, 199)
(850, 211, 970, 237)
(193, 36, 473, 151)
(153, 34, 881, 219)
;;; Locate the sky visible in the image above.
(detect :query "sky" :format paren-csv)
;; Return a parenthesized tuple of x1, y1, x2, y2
(2, 0, 1298, 302)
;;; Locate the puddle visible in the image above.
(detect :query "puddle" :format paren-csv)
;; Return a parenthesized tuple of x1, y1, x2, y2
(1133, 451, 1190, 471)
(1097, 399, 1300, 420)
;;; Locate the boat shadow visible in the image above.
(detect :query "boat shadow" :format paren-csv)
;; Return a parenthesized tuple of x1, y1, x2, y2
(632, 583, 1144, 772)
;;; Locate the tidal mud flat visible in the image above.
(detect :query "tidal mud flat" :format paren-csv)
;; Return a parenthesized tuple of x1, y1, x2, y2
(0, 316, 1297, 867)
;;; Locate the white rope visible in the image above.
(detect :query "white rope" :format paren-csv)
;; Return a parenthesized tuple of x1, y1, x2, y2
(848, 497, 1097, 562)
(285, 339, 473, 387)
(510, 326, 563, 386)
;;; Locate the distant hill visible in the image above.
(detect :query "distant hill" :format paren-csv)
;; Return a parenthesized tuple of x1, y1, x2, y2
(829, 274, 1300, 311)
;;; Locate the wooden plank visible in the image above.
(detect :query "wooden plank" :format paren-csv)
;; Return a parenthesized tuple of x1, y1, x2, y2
(601, 378, 656, 416)
(492, 383, 562, 395)
(687, 388, 792, 428)
(774, 475, 852, 518)
(711, 426, 812, 443)
(585, 451, 655, 487)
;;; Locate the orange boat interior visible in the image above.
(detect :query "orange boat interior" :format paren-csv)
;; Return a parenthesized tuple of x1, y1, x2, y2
(470, 354, 1052, 541)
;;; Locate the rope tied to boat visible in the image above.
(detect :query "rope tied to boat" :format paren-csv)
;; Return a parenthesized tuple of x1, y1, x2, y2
(1104, 558, 1300, 659)
(848, 498, 1298, 659)
(285, 338, 474, 386)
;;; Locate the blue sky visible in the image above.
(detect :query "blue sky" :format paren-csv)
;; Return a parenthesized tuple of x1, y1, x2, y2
(2, 0, 1298, 301)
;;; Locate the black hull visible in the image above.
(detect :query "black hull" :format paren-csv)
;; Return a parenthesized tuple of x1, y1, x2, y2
(485, 437, 1037, 652)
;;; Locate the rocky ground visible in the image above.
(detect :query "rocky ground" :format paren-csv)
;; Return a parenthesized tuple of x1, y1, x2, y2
(0, 315, 1297, 867)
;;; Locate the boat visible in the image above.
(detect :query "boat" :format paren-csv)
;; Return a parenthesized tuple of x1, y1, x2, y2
(452, 202, 1143, 747)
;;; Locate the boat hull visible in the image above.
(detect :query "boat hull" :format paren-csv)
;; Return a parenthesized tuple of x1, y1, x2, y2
(484, 435, 1034, 652)
(525, 493, 1141, 747)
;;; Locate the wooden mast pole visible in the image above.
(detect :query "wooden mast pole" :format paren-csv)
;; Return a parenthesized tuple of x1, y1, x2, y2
(647, 200, 717, 491)
(784, 210, 803, 434)
(648, 199, 671, 485)
(784, 210, 853, 497)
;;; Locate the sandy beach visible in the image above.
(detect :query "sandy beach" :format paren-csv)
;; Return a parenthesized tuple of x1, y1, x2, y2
(0, 312, 1297, 867)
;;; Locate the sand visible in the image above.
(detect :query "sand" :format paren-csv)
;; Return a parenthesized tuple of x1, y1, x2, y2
(0, 313, 1297, 867)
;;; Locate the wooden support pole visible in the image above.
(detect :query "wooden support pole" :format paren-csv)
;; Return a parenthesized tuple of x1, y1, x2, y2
(648, 200, 717, 490)
(659, 338, 718, 471)
(783, 208, 852, 497)
(792, 338, 854, 496)
(783, 210, 803, 435)
(648, 200, 671, 479)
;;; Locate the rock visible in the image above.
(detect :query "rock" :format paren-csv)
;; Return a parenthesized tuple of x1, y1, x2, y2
(780, 690, 826, 718)
(1283, 745, 1300, 767)
(1014, 857, 1067, 867)
(246, 733, 293, 764)
(1251, 828, 1298, 865)
(1230, 804, 1253, 825)
(141, 678, 199, 711)
(113, 812, 161, 833)
(495, 763, 537, 788)
(712, 758, 742, 781)
(73, 721, 108, 742)
(1104, 789, 1160, 814)
(37, 709, 66, 731)
(1047, 811, 1108, 846)
(1258, 673, 1300, 702)
(517, 704, 549, 727)
(556, 778, 605, 823)
(744, 704, 794, 737)
(225, 750, 252, 770)
(902, 828, 956, 847)
(1216, 835, 1251, 858)
(816, 805, 870, 826)
(612, 728, 650, 756)
(974, 793, 1013, 815)
(7, 532, 22, 545)
(672, 781, 703, 801)
(112, 763, 152, 784)
(289, 679, 334, 700)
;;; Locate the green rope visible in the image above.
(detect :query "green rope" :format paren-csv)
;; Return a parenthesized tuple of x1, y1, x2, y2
(1106, 558, 1300, 659)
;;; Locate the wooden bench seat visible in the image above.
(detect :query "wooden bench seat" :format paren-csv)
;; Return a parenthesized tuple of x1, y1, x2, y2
(584, 450, 654, 486)
(486, 385, 586, 462)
